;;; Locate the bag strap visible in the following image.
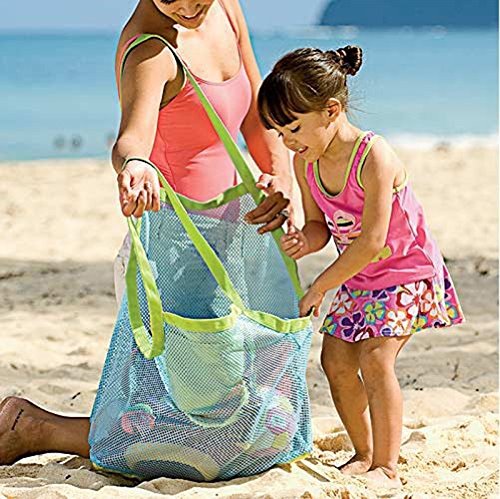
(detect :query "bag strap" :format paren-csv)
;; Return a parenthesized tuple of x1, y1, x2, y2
(120, 34, 264, 204)
(120, 35, 304, 358)
(120, 34, 303, 297)
(125, 217, 165, 359)
(125, 158, 248, 359)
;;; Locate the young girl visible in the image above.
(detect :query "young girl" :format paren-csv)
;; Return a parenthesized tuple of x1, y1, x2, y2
(257, 46, 464, 488)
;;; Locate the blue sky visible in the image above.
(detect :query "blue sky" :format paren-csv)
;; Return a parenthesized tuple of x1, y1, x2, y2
(0, 0, 328, 31)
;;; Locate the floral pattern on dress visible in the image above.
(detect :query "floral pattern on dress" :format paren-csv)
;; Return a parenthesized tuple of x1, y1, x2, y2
(328, 290, 356, 315)
(364, 301, 386, 324)
(320, 315, 338, 336)
(320, 266, 464, 342)
(339, 312, 366, 338)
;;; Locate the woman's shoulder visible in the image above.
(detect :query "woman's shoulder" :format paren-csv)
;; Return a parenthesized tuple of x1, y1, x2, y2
(115, 31, 177, 83)
(219, 0, 247, 41)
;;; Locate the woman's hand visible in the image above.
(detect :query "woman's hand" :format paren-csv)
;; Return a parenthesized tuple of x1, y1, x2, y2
(244, 173, 294, 234)
(299, 285, 325, 318)
(117, 160, 161, 217)
(280, 224, 310, 260)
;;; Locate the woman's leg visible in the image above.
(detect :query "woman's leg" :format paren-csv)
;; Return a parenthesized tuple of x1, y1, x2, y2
(358, 335, 410, 488)
(321, 334, 373, 474)
(0, 397, 90, 465)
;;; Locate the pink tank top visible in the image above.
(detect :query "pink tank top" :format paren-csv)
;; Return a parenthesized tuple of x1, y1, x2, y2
(306, 131, 444, 290)
(119, 7, 251, 202)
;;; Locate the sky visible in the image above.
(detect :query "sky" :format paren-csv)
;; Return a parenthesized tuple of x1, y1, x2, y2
(0, 0, 328, 32)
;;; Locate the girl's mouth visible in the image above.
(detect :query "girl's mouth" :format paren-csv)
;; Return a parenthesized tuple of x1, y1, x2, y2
(297, 146, 308, 155)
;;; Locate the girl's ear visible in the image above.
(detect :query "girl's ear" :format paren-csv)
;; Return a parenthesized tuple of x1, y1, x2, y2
(325, 98, 342, 122)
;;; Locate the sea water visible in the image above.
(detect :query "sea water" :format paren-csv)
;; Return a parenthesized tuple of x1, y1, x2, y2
(0, 27, 497, 161)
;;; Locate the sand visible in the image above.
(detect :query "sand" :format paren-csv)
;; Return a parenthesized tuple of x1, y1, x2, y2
(0, 145, 498, 498)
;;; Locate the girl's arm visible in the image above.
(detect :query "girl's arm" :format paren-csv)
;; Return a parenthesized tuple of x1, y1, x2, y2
(281, 154, 330, 258)
(300, 139, 399, 316)
(312, 139, 398, 290)
(112, 40, 178, 217)
(227, 0, 293, 232)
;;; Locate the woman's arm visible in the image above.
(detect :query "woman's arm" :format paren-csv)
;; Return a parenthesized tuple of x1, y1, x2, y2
(228, 0, 291, 181)
(112, 39, 176, 172)
(112, 39, 177, 217)
(227, 0, 293, 233)
(299, 139, 399, 316)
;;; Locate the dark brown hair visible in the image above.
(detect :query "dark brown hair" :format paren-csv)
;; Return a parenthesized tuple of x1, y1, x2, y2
(258, 45, 363, 129)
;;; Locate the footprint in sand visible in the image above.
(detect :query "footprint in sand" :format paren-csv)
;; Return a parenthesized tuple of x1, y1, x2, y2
(314, 431, 353, 453)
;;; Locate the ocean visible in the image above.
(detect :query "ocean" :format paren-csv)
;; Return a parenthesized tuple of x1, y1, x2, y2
(0, 27, 497, 161)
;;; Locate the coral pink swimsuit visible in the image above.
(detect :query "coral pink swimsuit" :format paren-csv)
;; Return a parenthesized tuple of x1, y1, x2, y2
(119, 4, 252, 202)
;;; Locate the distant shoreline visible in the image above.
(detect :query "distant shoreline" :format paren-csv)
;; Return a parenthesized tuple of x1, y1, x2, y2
(0, 25, 498, 37)
(2, 29, 496, 162)
(319, 0, 498, 29)
(1, 133, 497, 164)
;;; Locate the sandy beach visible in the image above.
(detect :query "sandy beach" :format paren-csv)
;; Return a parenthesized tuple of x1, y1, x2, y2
(0, 144, 498, 498)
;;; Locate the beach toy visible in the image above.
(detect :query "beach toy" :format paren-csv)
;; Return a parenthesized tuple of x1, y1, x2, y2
(89, 34, 313, 481)
(244, 431, 278, 459)
(243, 387, 297, 459)
(265, 394, 296, 436)
(124, 442, 220, 481)
(120, 403, 155, 435)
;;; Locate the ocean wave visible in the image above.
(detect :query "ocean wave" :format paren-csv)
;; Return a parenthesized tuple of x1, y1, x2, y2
(386, 133, 498, 150)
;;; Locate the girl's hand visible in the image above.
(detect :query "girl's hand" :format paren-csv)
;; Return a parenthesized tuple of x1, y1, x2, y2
(280, 224, 309, 260)
(117, 160, 161, 217)
(299, 286, 325, 317)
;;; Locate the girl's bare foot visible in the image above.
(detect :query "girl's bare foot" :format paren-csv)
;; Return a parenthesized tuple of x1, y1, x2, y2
(338, 453, 372, 475)
(0, 396, 90, 465)
(362, 467, 402, 489)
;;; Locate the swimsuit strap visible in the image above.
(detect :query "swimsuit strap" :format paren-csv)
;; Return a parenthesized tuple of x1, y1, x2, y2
(217, 0, 239, 40)
(351, 131, 376, 174)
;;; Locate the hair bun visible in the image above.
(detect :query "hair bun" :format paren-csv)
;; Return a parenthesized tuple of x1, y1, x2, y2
(327, 45, 363, 76)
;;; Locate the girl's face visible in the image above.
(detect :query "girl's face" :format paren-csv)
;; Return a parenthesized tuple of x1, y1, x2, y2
(273, 102, 340, 162)
(153, 0, 216, 29)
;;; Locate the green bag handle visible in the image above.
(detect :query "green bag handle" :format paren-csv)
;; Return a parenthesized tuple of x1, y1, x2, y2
(121, 34, 302, 297)
(125, 157, 248, 359)
(120, 34, 303, 359)
(125, 216, 165, 359)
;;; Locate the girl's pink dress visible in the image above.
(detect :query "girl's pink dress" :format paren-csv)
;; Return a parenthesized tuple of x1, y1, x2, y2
(306, 131, 464, 342)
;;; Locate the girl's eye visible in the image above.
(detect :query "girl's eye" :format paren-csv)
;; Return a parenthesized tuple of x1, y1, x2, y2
(160, 0, 176, 4)
(278, 132, 283, 138)
(290, 126, 300, 133)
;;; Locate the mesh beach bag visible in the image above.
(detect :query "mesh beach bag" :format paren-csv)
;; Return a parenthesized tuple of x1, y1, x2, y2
(88, 34, 314, 481)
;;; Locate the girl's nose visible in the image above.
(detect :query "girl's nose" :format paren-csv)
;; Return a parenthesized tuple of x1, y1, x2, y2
(283, 135, 297, 150)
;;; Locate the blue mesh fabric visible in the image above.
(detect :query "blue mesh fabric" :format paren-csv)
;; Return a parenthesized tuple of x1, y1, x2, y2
(89, 193, 313, 481)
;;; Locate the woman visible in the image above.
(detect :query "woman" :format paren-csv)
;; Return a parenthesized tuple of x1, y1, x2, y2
(0, 0, 292, 464)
